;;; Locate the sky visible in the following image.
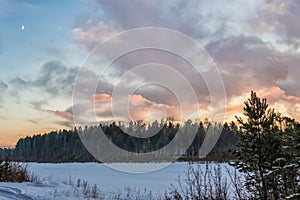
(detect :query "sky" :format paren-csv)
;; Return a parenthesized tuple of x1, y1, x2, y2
(0, 0, 300, 146)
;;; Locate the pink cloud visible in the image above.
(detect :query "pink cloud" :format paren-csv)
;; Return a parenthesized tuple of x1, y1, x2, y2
(92, 93, 112, 103)
(129, 94, 173, 109)
(258, 86, 300, 103)
(128, 94, 181, 121)
(46, 110, 73, 120)
(72, 21, 120, 50)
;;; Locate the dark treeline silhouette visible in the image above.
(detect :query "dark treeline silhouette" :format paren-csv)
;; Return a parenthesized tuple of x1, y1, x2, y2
(1, 119, 239, 162)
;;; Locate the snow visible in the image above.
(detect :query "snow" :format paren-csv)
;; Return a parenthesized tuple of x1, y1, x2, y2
(275, 157, 286, 162)
(286, 193, 300, 199)
(284, 163, 298, 168)
(0, 162, 236, 199)
(0, 182, 74, 200)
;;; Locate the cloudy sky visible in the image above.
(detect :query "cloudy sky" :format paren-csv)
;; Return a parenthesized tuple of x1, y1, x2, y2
(0, 0, 300, 146)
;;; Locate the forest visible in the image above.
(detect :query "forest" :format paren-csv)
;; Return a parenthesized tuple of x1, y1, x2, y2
(1, 119, 239, 162)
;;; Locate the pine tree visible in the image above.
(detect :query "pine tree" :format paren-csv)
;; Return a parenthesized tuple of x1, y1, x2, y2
(231, 91, 283, 199)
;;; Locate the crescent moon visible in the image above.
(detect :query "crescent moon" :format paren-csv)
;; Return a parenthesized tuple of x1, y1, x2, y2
(21, 25, 25, 30)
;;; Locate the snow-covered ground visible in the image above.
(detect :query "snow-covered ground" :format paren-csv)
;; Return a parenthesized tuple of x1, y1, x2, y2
(0, 162, 237, 199)
(0, 181, 75, 200)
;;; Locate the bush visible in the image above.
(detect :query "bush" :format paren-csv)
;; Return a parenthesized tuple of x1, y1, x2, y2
(165, 163, 248, 200)
(0, 160, 30, 182)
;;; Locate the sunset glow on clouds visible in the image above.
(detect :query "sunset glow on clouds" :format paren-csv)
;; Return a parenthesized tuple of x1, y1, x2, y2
(0, 0, 300, 146)
(93, 93, 112, 103)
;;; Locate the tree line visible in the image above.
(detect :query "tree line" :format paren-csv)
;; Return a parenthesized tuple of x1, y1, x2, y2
(2, 119, 239, 162)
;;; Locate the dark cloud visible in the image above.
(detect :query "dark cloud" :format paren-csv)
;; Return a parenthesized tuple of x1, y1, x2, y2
(95, 48, 210, 105)
(134, 84, 179, 107)
(10, 77, 27, 86)
(206, 34, 288, 97)
(206, 35, 265, 64)
(30, 100, 48, 111)
(93, 0, 255, 39)
(259, 0, 300, 47)
(0, 38, 3, 55)
(65, 106, 73, 115)
(2, 61, 78, 125)
(9, 60, 78, 98)
(93, 0, 204, 37)
(278, 0, 300, 40)
(33, 61, 78, 96)
(279, 81, 299, 98)
(55, 121, 74, 128)
(72, 67, 116, 104)
(26, 119, 38, 124)
(75, 0, 254, 49)
(7, 77, 28, 99)
(97, 0, 163, 28)
(95, 107, 113, 119)
(0, 81, 8, 90)
(278, 54, 300, 97)
(0, 80, 8, 106)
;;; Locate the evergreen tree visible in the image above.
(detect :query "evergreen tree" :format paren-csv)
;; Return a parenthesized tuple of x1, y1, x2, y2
(231, 91, 283, 199)
(278, 117, 300, 198)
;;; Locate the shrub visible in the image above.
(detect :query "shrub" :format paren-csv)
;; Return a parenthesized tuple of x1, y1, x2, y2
(165, 163, 248, 200)
(0, 160, 30, 182)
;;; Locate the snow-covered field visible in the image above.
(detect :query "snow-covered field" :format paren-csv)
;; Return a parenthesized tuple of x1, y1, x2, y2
(0, 162, 237, 199)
